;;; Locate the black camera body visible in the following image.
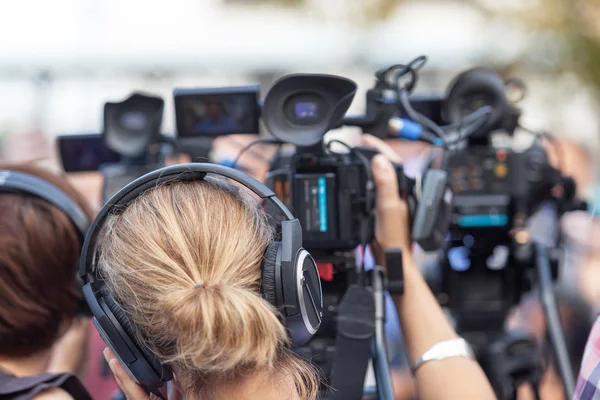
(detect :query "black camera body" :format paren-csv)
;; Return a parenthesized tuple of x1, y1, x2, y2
(281, 150, 371, 250)
(415, 68, 567, 334)
(263, 74, 377, 252)
(269, 146, 414, 251)
(440, 143, 561, 331)
(445, 144, 560, 236)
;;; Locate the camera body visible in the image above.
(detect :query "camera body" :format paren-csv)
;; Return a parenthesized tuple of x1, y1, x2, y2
(445, 144, 559, 234)
(268, 146, 413, 251)
(440, 143, 561, 332)
(271, 151, 370, 250)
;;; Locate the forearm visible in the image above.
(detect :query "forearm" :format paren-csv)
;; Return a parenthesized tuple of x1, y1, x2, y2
(392, 254, 495, 400)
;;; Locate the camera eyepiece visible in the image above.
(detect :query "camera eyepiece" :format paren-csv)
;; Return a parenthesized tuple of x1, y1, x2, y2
(262, 74, 357, 147)
(103, 92, 164, 157)
(443, 68, 510, 138)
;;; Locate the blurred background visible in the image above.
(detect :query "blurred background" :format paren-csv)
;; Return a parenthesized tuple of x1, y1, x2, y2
(1, 1, 599, 399)
(2, 0, 600, 159)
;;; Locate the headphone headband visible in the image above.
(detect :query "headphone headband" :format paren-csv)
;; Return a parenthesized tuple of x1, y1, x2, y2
(0, 170, 89, 238)
(79, 163, 295, 278)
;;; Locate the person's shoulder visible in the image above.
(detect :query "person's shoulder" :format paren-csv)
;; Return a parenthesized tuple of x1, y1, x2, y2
(31, 387, 74, 400)
(582, 315, 600, 361)
(574, 315, 600, 397)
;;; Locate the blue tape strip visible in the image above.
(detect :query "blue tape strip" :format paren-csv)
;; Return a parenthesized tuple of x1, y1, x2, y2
(318, 177, 328, 232)
(458, 214, 508, 227)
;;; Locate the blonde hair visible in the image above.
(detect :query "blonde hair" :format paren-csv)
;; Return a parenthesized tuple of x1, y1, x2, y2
(99, 178, 319, 399)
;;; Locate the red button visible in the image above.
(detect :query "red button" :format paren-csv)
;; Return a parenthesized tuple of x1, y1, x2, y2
(317, 263, 334, 281)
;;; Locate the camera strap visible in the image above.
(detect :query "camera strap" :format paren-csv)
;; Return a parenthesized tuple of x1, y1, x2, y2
(329, 284, 375, 400)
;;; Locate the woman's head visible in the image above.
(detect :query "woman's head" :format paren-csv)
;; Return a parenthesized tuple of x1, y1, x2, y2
(99, 178, 318, 398)
(0, 164, 92, 357)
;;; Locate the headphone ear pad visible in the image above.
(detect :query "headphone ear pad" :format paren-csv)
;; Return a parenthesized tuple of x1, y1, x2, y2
(103, 294, 166, 377)
(261, 242, 281, 309)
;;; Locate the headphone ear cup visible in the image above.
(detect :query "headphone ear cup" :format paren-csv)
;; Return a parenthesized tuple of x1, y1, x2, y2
(103, 294, 169, 380)
(261, 242, 281, 309)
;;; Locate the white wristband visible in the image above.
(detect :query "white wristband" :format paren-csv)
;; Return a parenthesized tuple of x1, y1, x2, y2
(412, 338, 475, 373)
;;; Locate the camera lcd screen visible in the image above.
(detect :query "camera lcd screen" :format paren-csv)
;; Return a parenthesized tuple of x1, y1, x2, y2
(174, 86, 259, 137)
(57, 134, 121, 173)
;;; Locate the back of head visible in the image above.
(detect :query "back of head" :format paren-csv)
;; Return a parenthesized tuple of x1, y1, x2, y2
(0, 163, 92, 357)
(99, 178, 318, 399)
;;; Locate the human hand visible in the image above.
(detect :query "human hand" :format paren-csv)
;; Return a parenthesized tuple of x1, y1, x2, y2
(360, 134, 412, 253)
(103, 348, 183, 400)
(371, 154, 412, 253)
(47, 318, 92, 379)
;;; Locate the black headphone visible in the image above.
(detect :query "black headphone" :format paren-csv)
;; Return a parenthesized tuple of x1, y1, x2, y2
(0, 170, 91, 315)
(79, 163, 323, 397)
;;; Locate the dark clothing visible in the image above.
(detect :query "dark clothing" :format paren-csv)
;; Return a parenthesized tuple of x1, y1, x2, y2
(0, 371, 92, 400)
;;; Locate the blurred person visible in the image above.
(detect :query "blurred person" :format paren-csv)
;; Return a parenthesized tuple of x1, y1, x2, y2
(0, 164, 94, 399)
(210, 133, 277, 182)
(1, 130, 53, 165)
(193, 100, 240, 134)
(99, 154, 495, 399)
(506, 287, 596, 400)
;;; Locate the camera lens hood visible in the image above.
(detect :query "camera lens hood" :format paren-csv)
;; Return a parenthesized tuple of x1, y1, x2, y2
(262, 74, 357, 147)
(443, 68, 507, 137)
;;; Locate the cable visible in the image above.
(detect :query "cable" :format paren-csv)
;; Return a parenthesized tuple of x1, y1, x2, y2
(535, 242, 575, 399)
(372, 265, 396, 400)
(443, 106, 494, 147)
(385, 56, 493, 147)
(231, 138, 281, 170)
(228, 136, 273, 164)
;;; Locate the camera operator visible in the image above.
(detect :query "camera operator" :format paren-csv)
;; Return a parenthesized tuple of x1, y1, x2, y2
(0, 164, 93, 400)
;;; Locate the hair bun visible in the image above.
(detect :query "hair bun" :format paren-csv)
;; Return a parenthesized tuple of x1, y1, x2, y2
(160, 284, 288, 373)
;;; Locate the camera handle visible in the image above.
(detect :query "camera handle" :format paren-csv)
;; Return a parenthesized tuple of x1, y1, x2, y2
(328, 284, 376, 400)
(535, 242, 575, 398)
(371, 265, 395, 400)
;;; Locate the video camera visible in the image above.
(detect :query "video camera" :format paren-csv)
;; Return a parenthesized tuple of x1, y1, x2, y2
(254, 73, 453, 399)
(263, 74, 450, 254)
(367, 57, 585, 399)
